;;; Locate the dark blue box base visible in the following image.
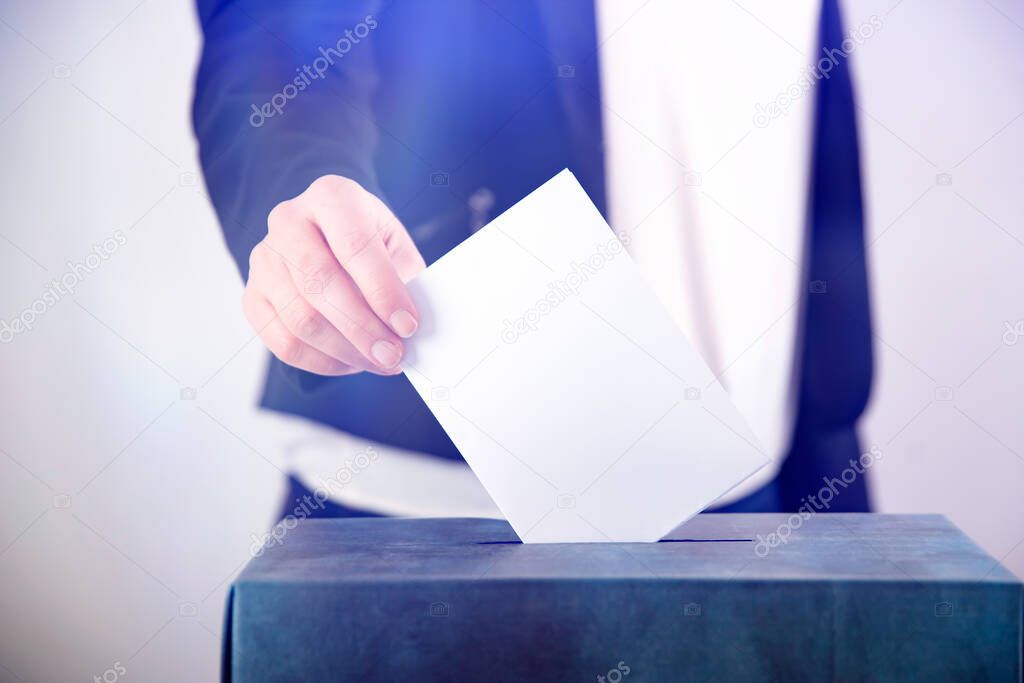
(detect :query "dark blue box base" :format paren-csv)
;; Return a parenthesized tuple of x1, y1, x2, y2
(226, 514, 1021, 682)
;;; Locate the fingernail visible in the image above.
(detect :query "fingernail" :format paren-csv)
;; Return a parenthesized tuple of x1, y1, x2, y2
(389, 309, 418, 338)
(371, 340, 402, 368)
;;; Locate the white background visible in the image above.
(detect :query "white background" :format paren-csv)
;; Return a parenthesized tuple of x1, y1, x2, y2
(0, 1, 1021, 681)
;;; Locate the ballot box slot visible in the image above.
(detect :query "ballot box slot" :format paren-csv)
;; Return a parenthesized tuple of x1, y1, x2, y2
(473, 538, 754, 545)
(657, 538, 753, 543)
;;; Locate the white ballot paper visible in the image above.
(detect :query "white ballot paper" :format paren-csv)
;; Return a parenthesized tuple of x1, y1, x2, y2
(402, 170, 768, 543)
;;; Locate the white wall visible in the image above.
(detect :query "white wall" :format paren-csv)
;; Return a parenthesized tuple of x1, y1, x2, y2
(851, 0, 1024, 577)
(0, 2, 286, 681)
(0, 1, 1020, 681)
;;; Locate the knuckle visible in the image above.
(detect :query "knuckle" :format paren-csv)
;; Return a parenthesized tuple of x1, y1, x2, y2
(248, 242, 267, 272)
(332, 228, 376, 264)
(328, 308, 367, 342)
(241, 287, 257, 318)
(362, 280, 397, 308)
(267, 200, 297, 231)
(288, 306, 322, 338)
(272, 333, 304, 365)
(308, 174, 358, 200)
(346, 312, 389, 347)
(298, 258, 337, 291)
(241, 289, 272, 330)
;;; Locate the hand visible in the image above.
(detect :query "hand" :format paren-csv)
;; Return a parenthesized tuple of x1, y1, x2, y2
(243, 175, 426, 376)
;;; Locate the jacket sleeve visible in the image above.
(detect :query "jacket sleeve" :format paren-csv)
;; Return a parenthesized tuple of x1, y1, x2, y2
(192, 0, 384, 281)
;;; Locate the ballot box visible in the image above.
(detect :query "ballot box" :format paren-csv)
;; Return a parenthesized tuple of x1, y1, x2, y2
(223, 514, 1021, 682)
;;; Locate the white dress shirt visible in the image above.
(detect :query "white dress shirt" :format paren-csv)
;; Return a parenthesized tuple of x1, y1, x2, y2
(594, 0, 821, 502)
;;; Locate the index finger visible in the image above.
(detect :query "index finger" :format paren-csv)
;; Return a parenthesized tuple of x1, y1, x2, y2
(309, 178, 420, 339)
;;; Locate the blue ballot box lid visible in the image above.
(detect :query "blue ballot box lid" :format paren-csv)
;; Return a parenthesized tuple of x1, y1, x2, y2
(237, 513, 1019, 583)
(226, 514, 1022, 682)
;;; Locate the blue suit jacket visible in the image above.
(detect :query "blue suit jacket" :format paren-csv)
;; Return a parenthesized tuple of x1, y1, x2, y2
(193, 0, 605, 462)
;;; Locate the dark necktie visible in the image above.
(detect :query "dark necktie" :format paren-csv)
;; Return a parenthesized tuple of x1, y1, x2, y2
(778, 0, 874, 511)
